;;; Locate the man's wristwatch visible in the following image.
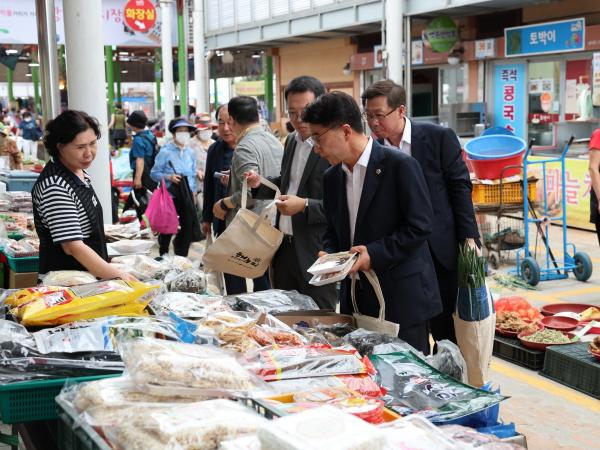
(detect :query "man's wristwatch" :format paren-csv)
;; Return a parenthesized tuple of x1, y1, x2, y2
(304, 198, 309, 211)
(219, 200, 230, 211)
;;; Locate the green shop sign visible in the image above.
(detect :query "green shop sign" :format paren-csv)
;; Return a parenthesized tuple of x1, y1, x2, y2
(422, 17, 459, 53)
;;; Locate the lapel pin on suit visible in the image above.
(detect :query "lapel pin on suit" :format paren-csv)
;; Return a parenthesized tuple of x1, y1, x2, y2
(376, 168, 382, 175)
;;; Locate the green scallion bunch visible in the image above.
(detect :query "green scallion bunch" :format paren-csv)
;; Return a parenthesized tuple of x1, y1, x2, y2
(457, 243, 485, 289)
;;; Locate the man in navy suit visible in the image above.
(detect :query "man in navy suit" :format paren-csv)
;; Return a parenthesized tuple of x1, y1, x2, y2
(302, 91, 442, 354)
(362, 80, 479, 344)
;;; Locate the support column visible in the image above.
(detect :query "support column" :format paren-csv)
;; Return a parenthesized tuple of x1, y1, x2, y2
(34, 0, 61, 123)
(115, 58, 122, 104)
(63, 0, 112, 223)
(264, 55, 273, 122)
(193, 0, 208, 113)
(404, 16, 412, 115)
(32, 65, 41, 115)
(104, 46, 115, 116)
(212, 72, 218, 110)
(176, 0, 188, 117)
(155, 48, 162, 113)
(161, 0, 175, 126)
(6, 68, 14, 105)
(384, 0, 404, 84)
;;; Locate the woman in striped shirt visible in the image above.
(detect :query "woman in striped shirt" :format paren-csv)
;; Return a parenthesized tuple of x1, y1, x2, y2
(32, 110, 134, 280)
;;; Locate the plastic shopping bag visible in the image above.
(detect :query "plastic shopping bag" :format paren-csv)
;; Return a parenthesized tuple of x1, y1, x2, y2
(143, 180, 179, 234)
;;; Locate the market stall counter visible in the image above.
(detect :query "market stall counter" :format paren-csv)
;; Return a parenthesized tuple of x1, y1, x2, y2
(0, 254, 531, 450)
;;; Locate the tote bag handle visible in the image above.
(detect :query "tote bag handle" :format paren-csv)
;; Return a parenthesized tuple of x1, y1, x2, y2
(351, 269, 386, 320)
(240, 177, 281, 232)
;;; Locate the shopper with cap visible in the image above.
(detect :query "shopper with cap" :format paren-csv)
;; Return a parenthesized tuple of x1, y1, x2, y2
(121, 110, 158, 219)
(151, 117, 199, 256)
(191, 112, 216, 197)
(127, 111, 158, 191)
(0, 125, 23, 170)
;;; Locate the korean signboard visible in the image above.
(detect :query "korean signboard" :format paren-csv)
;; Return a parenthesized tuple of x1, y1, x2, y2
(422, 16, 459, 53)
(505, 18, 585, 57)
(0, 0, 176, 46)
(494, 64, 526, 139)
(234, 81, 265, 97)
(593, 53, 600, 107)
(123, 0, 157, 33)
(529, 156, 594, 231)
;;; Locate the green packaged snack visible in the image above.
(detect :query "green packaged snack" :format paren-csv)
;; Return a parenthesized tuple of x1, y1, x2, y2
(369, 351, 507, 422)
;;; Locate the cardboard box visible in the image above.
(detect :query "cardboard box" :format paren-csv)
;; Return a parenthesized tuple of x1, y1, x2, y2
(8, 271, 38, 289)
(273, 311, 355, 328)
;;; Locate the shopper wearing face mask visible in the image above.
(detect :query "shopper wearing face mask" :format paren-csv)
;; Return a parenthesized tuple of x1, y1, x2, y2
(17, 111, 42, 162)
(191, 114, 216, 200)
(150, 117, 199, 256)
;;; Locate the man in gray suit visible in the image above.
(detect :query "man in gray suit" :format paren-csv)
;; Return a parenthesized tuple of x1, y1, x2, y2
(213, 96, 283, 292)
(246, 76, 336, 309)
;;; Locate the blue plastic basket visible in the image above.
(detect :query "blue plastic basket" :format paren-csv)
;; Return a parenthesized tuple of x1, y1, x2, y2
(464, 135, 526, 160)
(481, 126, 515, 137)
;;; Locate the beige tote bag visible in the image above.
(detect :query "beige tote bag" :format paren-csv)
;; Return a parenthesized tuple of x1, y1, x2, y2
(202, 177, 283, 279)
(351, 269, 400, 337)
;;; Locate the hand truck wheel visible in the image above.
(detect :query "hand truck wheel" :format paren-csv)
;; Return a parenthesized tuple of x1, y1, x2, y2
(521, 257, 540, 286)
(573, 252, 593, 282)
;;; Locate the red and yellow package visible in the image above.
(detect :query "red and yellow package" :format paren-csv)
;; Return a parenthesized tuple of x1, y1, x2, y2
(5, 286, 67, 308)
(12, 280, 158, 326)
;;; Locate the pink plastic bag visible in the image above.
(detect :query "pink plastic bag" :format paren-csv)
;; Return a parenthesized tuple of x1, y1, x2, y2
(143, 180, 179, 234)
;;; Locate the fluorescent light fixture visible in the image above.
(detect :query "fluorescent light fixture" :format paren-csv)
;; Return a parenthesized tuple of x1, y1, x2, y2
(28, 62, 40, 67)
(121, 70, 128, 74)
(5, 49, 18, 55)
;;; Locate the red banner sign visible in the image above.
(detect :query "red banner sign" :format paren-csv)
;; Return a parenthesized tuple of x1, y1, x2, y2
(123, 0, 156, 33)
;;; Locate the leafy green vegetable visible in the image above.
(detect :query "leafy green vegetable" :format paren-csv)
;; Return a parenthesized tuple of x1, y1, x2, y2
(457, 243, 485, 289)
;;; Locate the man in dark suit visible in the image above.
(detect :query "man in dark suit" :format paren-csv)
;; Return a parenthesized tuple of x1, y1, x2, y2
(361, 80, 479, 344)
(246, 76, 336, 309)
(202, 105, 235, 237)
(302, 91, 442, 353)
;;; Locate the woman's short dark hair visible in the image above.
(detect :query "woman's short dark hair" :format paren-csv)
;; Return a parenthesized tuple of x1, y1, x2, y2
(302, 91, 364, 134)
(114, 103, 122, 110)
(284, 76, 326, 102)
(361, 79, 406, 109)
(227, 96, 259, 125)
(44, 110, 101, 157)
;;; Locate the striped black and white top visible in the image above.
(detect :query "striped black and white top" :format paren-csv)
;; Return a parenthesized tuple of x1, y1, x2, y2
(32, 168, 94, 243)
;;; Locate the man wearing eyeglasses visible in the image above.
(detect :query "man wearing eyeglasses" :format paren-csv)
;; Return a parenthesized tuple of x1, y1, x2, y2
(361, 80, 479, 345)
(303, 91, 442, 354)
(246, 76, 336, 309)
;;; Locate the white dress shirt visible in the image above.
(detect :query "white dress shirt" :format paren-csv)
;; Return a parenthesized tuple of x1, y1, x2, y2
(341, 137, 373, 245)
(384, 116, 412, 155)
(279, 133, 313, 236)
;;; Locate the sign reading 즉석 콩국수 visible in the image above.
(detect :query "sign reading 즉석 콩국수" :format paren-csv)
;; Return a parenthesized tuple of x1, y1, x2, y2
(493, 64, 526, 139)
(504, 18, 585, 57)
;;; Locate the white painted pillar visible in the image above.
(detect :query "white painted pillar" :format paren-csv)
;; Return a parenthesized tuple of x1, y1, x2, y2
(193, 0, 208, 112)
(385, 0, 404, 85)
(161, 0, 175, 125)
(63, 0, 111, 223)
